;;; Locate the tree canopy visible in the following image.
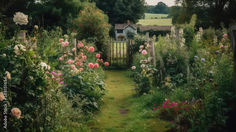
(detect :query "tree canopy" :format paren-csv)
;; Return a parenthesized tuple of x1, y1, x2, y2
(172, 0, 236, 28)
(146, 2, 169, 14)
(0, 0, 84, 30)
(92, 0, 146, 24)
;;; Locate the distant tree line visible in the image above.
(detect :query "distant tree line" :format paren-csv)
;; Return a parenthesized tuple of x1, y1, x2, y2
(91, 0, 146, 25)
(169, 0, 236, 28)
(146, 2, 169, 14)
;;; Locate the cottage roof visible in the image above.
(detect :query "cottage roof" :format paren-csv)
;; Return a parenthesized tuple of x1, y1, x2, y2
(115, 24, 137, 30)
(139, 25, 172, 32)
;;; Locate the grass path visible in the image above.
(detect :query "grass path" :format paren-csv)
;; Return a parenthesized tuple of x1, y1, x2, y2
(89, 70, 169, 132)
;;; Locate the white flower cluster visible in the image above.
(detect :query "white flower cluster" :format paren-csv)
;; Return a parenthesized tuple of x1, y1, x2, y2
(40, 62, 51, 70)
(13, 12, 28, 25)
(196, 27, 203, 42)
(14, 44, 26, 55)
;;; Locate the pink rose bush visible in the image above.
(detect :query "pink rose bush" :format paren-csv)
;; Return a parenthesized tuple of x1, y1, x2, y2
(53, 36, 109, 112)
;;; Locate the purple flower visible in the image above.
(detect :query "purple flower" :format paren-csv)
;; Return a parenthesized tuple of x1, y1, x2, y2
(201, 58, 205, 62)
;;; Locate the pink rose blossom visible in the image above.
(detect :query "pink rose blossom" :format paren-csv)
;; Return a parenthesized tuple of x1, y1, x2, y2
(66, 59, 74, 64)
(220, 45, 224, 49)
(89, 46, 95, 53)
(79, 68, 84, 71)
(76, 62, 81, 66)
(94, 63, 99, 68)
(97, 59, 100, 62)
(88, 63, 94, 69)
(85, 46, 89, 50)
(104, 62, 109, 67)
(77, 42, 84, 48)
(139, 45, 144, 49)
(223, 33, 228, 38)
(59, 38, 64, 43)
(59, 57, 64, 61)
(62, 40, 69, 47)
(82, 55, 87, 60)
(96, 53, 101, 58)
(100, 59, 104, 63)
(131, 66, 136, 70)
(70, 65, 76, 70)
(142, 50, 147, 55)
(72, 48, 76, 52)
(0, 92, 5, 101)
(79, 53, 84, 56)
(11, 108, 22, 119)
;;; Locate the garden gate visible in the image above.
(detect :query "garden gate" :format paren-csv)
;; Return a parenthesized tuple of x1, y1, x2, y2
(108, 39, 134, 66)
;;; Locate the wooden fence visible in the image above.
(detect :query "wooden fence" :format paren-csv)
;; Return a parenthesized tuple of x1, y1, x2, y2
(108, 39, 133, 66)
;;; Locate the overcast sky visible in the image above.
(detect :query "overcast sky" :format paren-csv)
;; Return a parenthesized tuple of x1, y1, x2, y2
(145, 0, 176, 6)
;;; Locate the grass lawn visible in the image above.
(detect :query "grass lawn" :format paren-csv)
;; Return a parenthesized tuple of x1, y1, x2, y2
(138, 19, 172, 26)
(144, 13, 168, 19)
(137, 13, 172, 26)
(88, 70, 170, 132)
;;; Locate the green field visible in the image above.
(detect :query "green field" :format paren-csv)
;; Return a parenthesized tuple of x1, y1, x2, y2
(137, 13, 172, 26)
(144, 13, 168, 19)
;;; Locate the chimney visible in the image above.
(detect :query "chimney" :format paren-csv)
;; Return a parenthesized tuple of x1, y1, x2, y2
(127, 20, 130, 25)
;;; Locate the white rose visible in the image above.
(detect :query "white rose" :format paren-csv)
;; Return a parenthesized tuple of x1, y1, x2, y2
(13, 12, 28, 25)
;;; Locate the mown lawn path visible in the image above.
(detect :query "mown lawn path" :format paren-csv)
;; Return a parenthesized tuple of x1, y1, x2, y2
(89, 70, 169, 132)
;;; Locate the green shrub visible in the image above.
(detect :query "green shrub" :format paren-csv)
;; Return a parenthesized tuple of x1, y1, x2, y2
(74, 3, 110, 60)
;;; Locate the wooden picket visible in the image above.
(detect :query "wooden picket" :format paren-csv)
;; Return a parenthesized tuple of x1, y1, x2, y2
(109, 39, 133, 66)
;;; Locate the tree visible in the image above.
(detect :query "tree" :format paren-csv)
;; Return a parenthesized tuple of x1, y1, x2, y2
(153, 2, 169, 14)
(0, 0, 83, 30)
(174, 0, 236, 28)
(92, 0, 146, 24)
(168, 6, 182, 24)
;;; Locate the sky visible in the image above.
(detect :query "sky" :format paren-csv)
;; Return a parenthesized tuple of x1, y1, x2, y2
(145, 0, 176, 6)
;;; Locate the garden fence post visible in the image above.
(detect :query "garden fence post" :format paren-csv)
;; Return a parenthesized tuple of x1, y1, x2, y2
(127, 39, 130, 65)
(149, 38, 156, 67)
